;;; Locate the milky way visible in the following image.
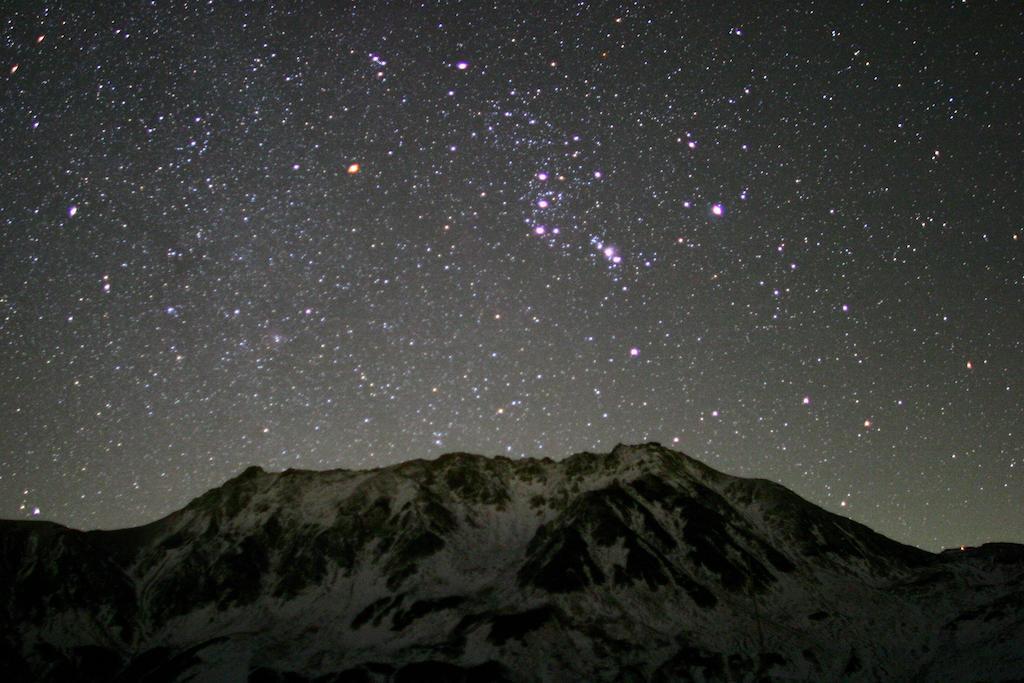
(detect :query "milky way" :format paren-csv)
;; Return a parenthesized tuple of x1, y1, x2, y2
(1, 2, 1021, 549)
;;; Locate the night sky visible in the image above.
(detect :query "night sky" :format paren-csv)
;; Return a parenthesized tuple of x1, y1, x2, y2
(1, 2, 1021, 551)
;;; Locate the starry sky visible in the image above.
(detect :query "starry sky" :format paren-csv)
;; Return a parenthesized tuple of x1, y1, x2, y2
(1, 1, 1021, 551)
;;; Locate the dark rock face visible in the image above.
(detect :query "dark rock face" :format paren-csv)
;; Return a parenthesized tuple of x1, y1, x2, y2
(1, 443, 1022, 682)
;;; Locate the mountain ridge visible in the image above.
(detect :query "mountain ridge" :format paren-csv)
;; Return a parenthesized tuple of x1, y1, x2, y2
(1, 442, 1021, 682)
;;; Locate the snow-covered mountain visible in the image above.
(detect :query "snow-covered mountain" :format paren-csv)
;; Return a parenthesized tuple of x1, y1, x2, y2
(2, 443, 1022, 682)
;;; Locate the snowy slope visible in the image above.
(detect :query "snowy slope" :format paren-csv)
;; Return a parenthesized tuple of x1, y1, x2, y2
(1, 443, 1021, 682)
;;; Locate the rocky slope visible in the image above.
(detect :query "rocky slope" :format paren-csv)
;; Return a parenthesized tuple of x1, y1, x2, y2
(1, 443, 1022, 682)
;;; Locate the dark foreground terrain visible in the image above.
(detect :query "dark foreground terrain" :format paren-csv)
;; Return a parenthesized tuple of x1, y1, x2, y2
(2, 443, 1022, 681)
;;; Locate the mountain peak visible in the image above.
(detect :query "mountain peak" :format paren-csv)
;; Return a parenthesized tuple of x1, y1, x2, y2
(2, 444, 1021, 682)
(563, 441, 678, 475)
(236, 463, 267, 479)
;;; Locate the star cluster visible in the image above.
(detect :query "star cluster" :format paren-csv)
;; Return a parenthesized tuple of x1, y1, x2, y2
(1, 2, 1021, 550)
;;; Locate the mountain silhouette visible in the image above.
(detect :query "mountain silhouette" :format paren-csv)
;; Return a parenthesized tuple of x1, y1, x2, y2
(2, 443, 1021, 682)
